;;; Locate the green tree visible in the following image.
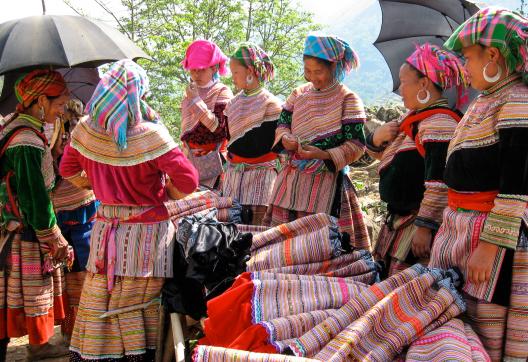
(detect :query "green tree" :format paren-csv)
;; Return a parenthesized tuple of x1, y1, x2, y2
(64, 0, 319, 138)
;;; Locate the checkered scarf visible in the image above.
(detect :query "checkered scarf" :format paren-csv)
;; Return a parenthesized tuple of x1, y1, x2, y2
(444, 7, 528, 78)
(14, 69, 67, 112)
(303, 34, 359, 82)
(406, 43, 470, 108)
(231, 42, 275, 83)
(86, 59, 158, 150)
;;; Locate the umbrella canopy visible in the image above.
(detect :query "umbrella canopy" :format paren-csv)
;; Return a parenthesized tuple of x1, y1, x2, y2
(0, 67, 100, 115)
(0, 15, 150, 75)
(374, 0, 479, 92)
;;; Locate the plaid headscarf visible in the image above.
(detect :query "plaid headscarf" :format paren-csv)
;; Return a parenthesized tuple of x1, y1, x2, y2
(406, 43, 470, 108)
(15, 69, 67, 113)
(182, 39, 229, 77)
(231, 42, 275, 83)
(86, 59, 158, 150)
(303, 34, 359, 82)
(444, 7, 528, 80)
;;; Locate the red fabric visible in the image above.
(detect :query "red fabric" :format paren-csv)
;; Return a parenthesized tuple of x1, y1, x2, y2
(200, 272, 278, 353)
(0, 294, 67, 345)
(399, 108, 462, 157)
(60, 145, 198, 205)
(15, 69, 67, 112)
(228, 152, 277, 164)
(448, 189, 499, 212)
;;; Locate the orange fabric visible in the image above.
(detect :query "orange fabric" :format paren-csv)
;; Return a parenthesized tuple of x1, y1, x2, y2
(399, 108, 462, 157)
(448, 189, 498, 212)
(187, 140, 227, 154)
(0, 294, 67, 345)
(228, 152, 277, 164)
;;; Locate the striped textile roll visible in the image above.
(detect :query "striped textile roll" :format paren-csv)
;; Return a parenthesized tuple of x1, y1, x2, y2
(194, 345, 318, 362)
(70, 273, 163, 360)
(405, 318, 491, 362)
(165, 190, 235, 221)
(311, 267, 464, 361)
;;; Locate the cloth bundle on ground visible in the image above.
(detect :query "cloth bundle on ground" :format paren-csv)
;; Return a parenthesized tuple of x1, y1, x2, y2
(165, 189, 242, 223)
(196, 264, 478, 362)
(162, 210, 252, 320)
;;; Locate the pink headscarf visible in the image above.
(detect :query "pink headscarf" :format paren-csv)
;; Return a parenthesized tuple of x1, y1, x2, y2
(182, 40, 229, 76)
(406, 43, 470, 108)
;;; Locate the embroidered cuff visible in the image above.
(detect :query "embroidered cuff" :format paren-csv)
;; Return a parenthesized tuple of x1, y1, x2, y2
(326, 141, 365, 171)
(414, 217, 440, 231)
(480, 212, 522, 249)
(35, 224, 62, 245)
(417, 181, 448, 224)
(365, 132, 385, 153)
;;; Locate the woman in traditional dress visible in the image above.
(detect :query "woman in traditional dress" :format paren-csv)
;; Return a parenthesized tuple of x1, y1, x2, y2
(0, 70, 72, 360)
(180, 39, 233, 189)
(49, 99, 98, 345)
(428, 7, 528, 361)
(367, 43, 469, 276)
(222, 43, 282, 225)
(60, 60, 198, 361)
(264, 34, 370, 250)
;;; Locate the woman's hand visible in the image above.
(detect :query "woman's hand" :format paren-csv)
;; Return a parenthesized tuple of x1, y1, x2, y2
(185, 83, 199, 99)
(467, 240, 500, 284)
(297, 145, 330, 160)
(281, 134, 299, 151)
(372, 121, 399, 147)
(411, 226, 433, 258)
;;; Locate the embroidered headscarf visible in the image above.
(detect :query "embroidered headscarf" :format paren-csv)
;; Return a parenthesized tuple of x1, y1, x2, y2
(303, 34, 360, 82)
(182, 39, 229, 77)
(231, 42, 275, 83)
(406, 43, 470, 108)
(86, 59, 158, 150)
(15, 69, 67, 112)
(444, 7, 528, 82)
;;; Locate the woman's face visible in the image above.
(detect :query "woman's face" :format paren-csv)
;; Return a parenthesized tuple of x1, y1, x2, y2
(41, 94, 69, 124)
(461, 44, 494, 91)
(304, 57, 335, 90)
(189, 67, 216, 86)
(229, 58, 253, 91)
(398, 63, 425, 111)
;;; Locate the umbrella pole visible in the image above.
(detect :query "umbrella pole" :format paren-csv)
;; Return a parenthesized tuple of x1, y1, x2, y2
(41, 0, 46, 15)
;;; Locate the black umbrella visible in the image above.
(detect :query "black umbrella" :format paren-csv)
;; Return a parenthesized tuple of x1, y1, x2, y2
(374, 0, 480, 93)
(0, 15, 150, 75)
(0, 68, 100, 116)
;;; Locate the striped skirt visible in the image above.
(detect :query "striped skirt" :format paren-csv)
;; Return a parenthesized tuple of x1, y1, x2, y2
(430, 208, 528, 361)
(265, 172, 370, 250)
(0, 229, 67, 345)
(61, 271, 86, 337)
(69, 273, 163, 361)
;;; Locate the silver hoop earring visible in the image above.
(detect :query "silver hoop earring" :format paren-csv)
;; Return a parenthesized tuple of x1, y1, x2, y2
(246, 75, 254, 85)
(39, 106, 45, 121)
(417, 89, 431, 104)
(483, 62, 502, 83)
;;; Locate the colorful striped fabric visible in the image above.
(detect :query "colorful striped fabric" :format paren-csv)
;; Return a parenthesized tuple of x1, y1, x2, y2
(194, 346, 319, 362)
(51, 178, 96, 212)
(61, 271, 86, 337)
(70, 273, 162, 360)
(405, 318, 491, 362)
(225, 88, 282, 146)
(0, 233, 67, 345)
(180, 81, 233, 139)
(165, 190, 238, 223)
(71, 117, 177, 166)
(296, 265, 465, 361)
(86, 60, 158, 150)
(86, 204, 176, 278)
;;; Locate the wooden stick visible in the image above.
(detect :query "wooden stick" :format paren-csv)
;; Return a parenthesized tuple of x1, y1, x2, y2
(99, 298, 160, 319)
(170, 313, 186, 362)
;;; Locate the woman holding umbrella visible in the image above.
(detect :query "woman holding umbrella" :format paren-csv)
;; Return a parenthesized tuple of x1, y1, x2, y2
(367, 43, 469, 276)
(0, 69, 72, 359)
(428, 7, 528, 361)
(60, 60, 198, 361)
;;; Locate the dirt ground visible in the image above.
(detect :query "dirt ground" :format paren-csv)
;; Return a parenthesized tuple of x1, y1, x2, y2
(7, 326, 68, 362)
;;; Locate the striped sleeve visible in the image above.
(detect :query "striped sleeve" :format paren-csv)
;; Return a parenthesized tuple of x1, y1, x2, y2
(188, 86, 232, 132)
(480, 100, 528, 249)
(325, 92, 366, 171)
(415, 115, 457, 227)
(273, 86, 303, 150)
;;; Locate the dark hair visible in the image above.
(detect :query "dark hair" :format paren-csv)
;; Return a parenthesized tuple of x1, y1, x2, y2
(406, 63, 443, 93)
(303, 54, 333, 69)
